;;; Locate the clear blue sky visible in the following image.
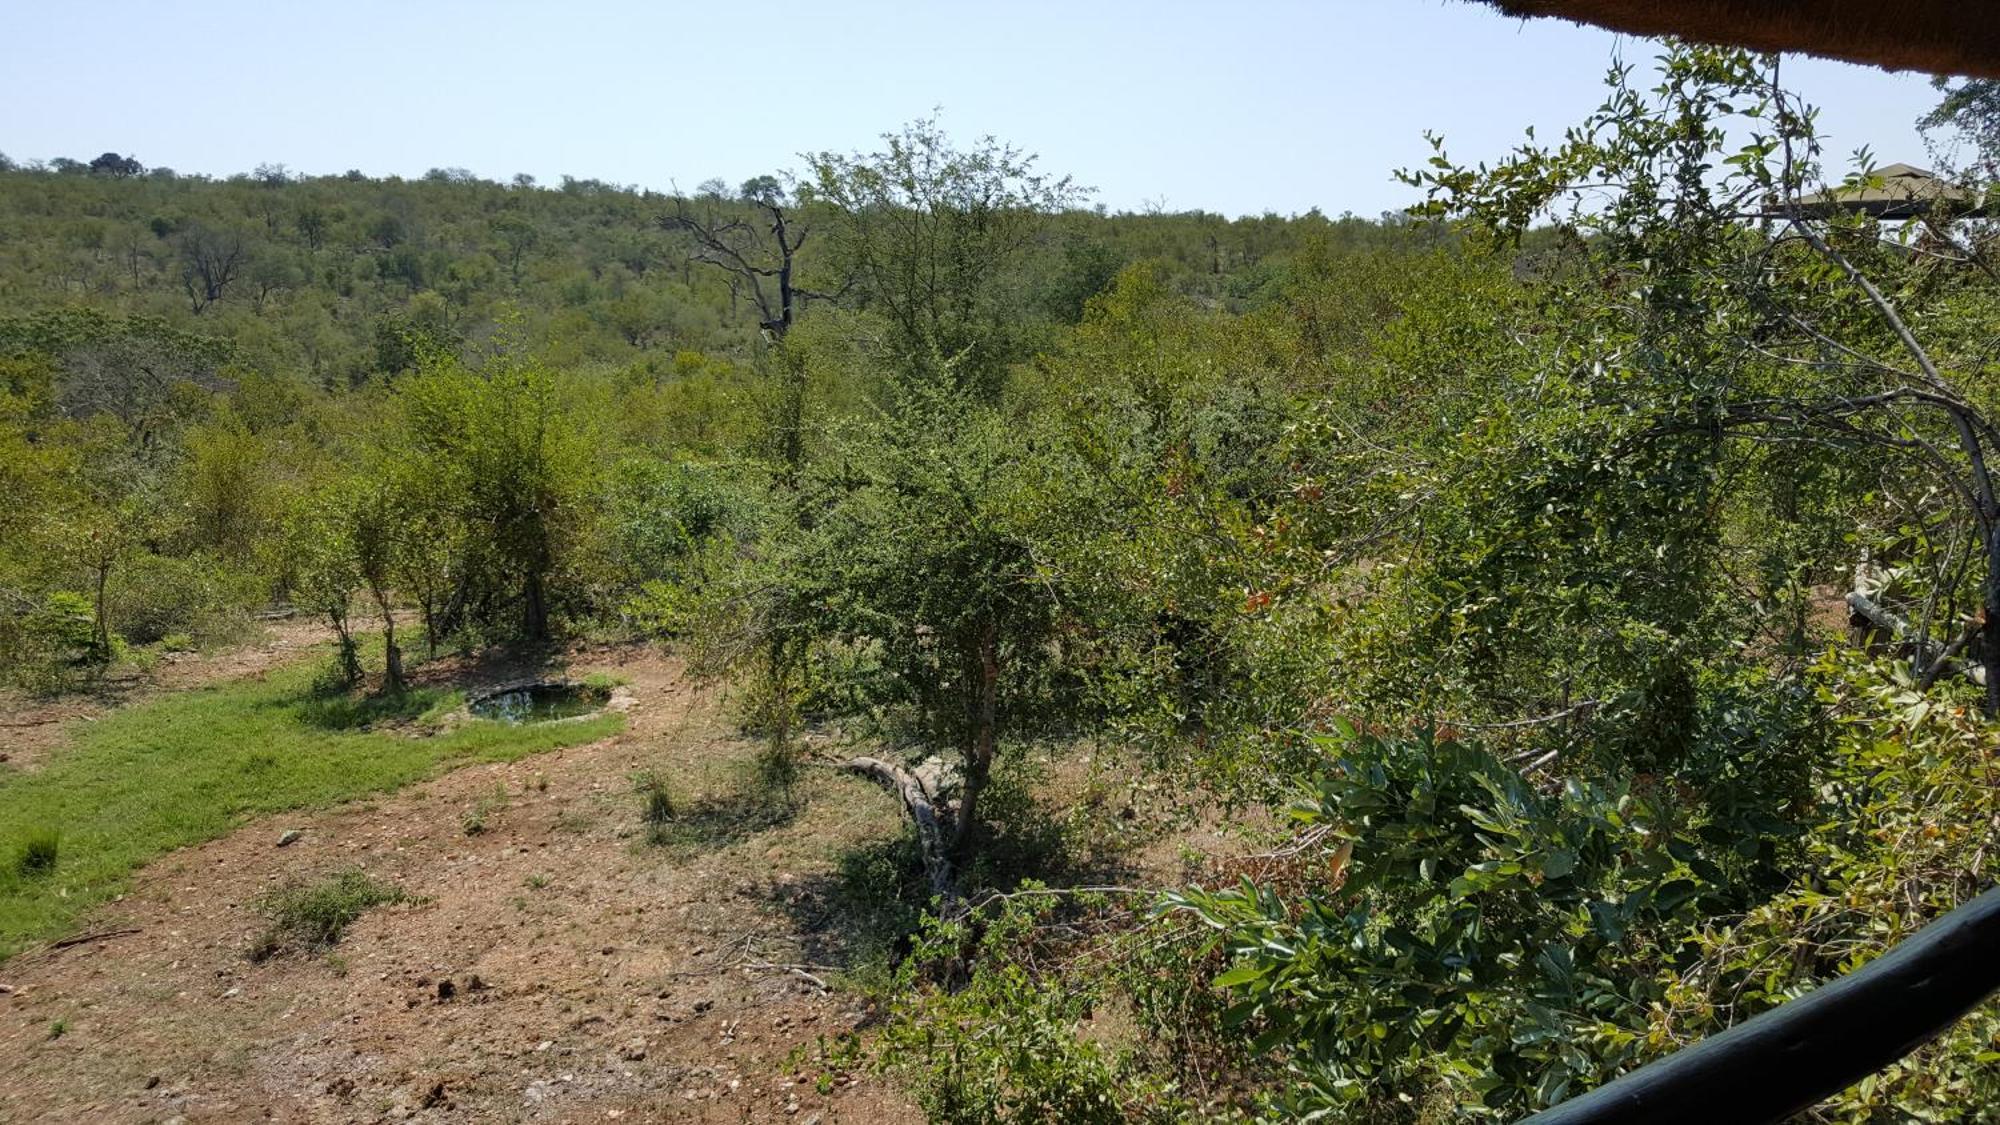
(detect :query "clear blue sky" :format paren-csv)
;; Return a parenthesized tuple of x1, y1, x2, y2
(0, 0, 1946, 218)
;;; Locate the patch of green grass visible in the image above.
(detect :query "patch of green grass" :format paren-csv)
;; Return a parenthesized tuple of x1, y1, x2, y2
(0, 651, 623, 961)
(248, 868, 406, 961)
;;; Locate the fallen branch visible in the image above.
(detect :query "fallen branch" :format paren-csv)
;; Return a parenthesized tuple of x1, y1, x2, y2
(1847, 591, 1987, 687)
(744, 961, 832, 991)
(1467, 699, 1604, 732)
(49, 927, 140, 951)
(838, 756, 958, 907)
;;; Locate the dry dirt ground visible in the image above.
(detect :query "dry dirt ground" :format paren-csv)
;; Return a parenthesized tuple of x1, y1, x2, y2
(0, 631, 933, 1124)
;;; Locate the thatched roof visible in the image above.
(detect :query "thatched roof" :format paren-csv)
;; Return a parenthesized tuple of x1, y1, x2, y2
(1792, 163, 1984, 218)
(1481, 1, 2000, 77)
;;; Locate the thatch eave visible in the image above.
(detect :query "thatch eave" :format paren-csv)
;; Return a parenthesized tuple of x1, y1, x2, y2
(1481, 1, 2000, 78)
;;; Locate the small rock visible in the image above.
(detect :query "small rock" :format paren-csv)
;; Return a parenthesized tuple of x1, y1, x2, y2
(276, 829, 303, 847)
(618, 1038, 647, 1061)
(418, 1081, 448, 1109)
(692, 999, 714, 1014)
(466, 975, 487, 992)
(221, 987, 240, 999)
(143, 1076, 160, 1090)
(435, 979, 456, 1002)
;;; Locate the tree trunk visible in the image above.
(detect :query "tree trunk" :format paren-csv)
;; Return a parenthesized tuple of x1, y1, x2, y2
(523, 571, 548, 641)
(420, 593, 439, 659)
(372, 584, 404, 694)
(91, 559, 112, 659)
(328, 604, 360, 686)
(1983, 526, 2000, 716)
(952, 622, 1001, 859)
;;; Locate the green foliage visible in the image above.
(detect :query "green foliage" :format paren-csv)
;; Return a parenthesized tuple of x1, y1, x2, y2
(1171, 726, 1708, 1117)
(805, 116, 1088, 401)
(0, 591, 99, 691)
(879, 892, 1178, 1124)
(1168, 655, 1999, 1120)
(4, 77, 1999, 1122)
(108, 551, 258, 646)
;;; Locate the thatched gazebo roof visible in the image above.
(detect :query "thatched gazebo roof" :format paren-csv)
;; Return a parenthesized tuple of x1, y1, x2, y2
(1788, 163, 1986, 218)
(1480, 1, 2000, 77)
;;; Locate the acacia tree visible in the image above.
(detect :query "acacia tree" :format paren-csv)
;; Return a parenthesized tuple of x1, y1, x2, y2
(87, 152, 141, 178)
(803, 117, 1088, 401)
(805, 406, 1075, 897)
(746, 124, 1094, 895)
(1921, 78, 2000, 180)
(674, 125, 1096, 896)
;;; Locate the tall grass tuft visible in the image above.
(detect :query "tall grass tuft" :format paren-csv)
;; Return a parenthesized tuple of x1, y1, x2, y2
(248, 869, 405, 961)
(637, 771, 676, 845)
(14, 831, 59, 877)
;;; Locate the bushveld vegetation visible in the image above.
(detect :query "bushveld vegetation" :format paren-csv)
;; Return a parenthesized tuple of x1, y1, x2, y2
(5, 47, 2000, 1122)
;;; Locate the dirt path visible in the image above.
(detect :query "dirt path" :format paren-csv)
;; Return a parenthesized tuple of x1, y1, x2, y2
(0, 641, 921, 1123)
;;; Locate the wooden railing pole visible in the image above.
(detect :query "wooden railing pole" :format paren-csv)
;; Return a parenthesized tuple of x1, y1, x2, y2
(1520, 885, 2000, 1125)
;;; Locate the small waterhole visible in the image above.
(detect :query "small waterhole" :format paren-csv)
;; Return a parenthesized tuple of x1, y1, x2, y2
(468, 682, 606, 724)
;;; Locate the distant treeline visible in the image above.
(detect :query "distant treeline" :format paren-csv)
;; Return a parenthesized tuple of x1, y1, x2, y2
(0, 149, 1438, 389)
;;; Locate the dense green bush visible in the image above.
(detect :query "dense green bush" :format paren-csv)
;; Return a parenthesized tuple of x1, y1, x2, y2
(0, 590, 99, 690)
(108, 552, 259, 646)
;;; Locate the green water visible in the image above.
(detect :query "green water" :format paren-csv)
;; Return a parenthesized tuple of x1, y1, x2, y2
(469, 684, 603, 724)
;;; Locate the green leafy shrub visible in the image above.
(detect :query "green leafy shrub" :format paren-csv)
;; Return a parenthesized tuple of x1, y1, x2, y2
(108, 552, 257, 647)
(0, 591, 100, 690)
(1170, 724, 1730, 1118)
(879, 891, 1183, 1124)
(1167, 655, 2000, 1120)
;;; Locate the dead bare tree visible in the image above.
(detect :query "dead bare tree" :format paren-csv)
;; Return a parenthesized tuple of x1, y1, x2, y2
(660, 181, 838, 339)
